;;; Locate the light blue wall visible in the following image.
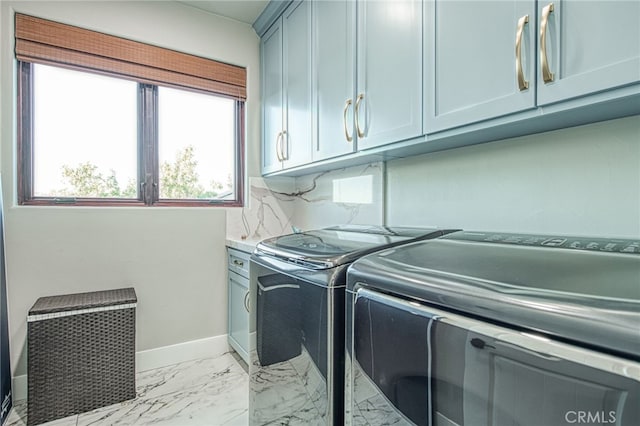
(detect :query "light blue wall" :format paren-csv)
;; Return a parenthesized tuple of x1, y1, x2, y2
(386, 116, 640, 238)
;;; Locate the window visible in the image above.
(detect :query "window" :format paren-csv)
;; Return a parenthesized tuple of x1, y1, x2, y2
(16, 14, 245, 206)
(158, 87, 237, 201)
(31, 64, 138, 200)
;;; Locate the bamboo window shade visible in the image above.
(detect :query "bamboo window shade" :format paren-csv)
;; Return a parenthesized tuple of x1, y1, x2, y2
(15, 13, 247, 100)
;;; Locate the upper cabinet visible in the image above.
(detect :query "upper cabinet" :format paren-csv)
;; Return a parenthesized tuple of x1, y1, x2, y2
(257, 0, 639, 176)
(282, 1, 313, 168)
(536, 0, 640, 106)
(312, 0, 356, 161)
(426, 1, 537, 132)
(261, 20, 283, 174)
(356, 0, 424, 150)
(426, 0, 640, 134)
(261, 0, 312, 174)
(312, 0, 423, 159)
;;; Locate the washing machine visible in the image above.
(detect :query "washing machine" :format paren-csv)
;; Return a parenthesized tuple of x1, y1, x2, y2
(248, 225, 457, 425)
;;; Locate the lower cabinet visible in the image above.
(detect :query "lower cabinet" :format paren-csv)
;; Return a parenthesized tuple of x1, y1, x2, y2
(227, 248, 250, 364)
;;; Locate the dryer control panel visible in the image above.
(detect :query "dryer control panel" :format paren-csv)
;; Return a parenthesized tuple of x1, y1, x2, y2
(444, 232, 640, 254)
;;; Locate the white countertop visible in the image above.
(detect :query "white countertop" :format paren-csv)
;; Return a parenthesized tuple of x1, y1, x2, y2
(225, 237, 262, 254)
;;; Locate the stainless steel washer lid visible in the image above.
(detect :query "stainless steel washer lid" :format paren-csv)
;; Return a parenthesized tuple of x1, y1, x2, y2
(347, 231, 640, 359)
(255, 225, 454, 269)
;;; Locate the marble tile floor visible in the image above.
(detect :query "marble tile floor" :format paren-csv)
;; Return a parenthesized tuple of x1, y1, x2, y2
(249, 348, 328, 426)
(5, 351, 249, 426)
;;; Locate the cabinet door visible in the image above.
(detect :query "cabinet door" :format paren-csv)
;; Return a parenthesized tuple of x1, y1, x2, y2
(228, 271, 249, 363)
(313, 0, 356, 161)
(537, 0, 640, 106)
(283, 1, 313, 169)
(426, 1, 536, 133)
(356, 0, 423, 150)
(261, 20, 284, 174)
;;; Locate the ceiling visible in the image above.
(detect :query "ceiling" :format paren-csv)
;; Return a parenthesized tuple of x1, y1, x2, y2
(178, 1, 269, 25)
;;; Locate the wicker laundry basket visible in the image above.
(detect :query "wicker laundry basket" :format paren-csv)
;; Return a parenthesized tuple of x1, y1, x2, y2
(27, 288, 137, 425)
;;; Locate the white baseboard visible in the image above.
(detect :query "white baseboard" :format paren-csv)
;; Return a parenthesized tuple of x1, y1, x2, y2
(12, 334, 230, 402)
(136, 334, 230, 372)
(12, 375, 27, 404)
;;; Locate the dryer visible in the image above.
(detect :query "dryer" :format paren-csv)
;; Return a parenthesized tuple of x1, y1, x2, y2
(345, 231, 640, 426)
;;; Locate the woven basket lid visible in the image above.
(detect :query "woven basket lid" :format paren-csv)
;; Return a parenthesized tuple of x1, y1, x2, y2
(29, 287, 137, 315)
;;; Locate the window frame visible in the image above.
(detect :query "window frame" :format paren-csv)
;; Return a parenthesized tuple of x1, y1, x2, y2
(17, 62, 245, 207)
(15, 13, 246, 207)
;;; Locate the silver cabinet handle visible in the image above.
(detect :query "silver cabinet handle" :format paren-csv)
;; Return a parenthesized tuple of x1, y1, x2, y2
(540, 3, 555, 83)
(355, 93, 365, 138)
(232, 259, 244, 267)
(281, 130, 289, 161)
(515, 14, 529, 91)
(275, 131, 284, 161)
(243, 291, 250, 313)
(343, 99, 353, 142)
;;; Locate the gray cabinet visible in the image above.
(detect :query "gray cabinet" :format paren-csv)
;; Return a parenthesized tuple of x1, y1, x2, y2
(261, 0, 312, 173)
(355, 0, 423, 150)
(426, 0, 537, 132)
(536, 0, 640, 106)
(227, 248, 250, 363)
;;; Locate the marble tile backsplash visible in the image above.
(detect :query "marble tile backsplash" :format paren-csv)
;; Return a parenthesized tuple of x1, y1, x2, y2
(227, 163, 384, 241)
(226, 177, 296, 242)
(291, 162, 384, 231)
(226, 162, 384, 242)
